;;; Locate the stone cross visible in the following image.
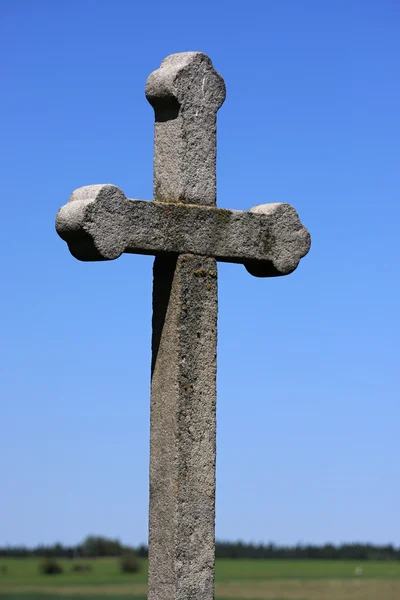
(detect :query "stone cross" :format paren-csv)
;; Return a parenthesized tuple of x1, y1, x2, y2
(56, 52, 310, 600)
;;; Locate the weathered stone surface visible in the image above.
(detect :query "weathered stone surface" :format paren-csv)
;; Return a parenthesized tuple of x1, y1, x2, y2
(146, 52, 225, 205)
(56, 184, 310, 276)
(149, 254, 217, 600)
(54, 50, 311, 600)
(147, 52, 222, 600)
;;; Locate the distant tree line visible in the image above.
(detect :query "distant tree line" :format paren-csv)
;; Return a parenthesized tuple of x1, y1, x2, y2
(0, 536, 147, 560)
(215, 541, 400, 561)
(1, 536, 399, 561)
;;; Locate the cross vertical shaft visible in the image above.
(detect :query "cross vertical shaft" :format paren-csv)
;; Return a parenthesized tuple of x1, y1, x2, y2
(146, 53, 226, 600)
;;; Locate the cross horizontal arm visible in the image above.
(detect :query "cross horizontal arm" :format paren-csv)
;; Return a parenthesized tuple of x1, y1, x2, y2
(56, 184, 310, 277)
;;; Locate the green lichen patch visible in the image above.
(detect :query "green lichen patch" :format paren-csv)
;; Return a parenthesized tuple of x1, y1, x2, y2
(263, 233, 276, 255)
(215, 208, 231, 222)
(193, 268, 217, 279)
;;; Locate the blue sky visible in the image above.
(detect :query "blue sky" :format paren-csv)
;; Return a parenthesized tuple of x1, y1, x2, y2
(1, 0, 399, 548)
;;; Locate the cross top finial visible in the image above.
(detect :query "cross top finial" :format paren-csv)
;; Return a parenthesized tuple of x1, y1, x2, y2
(145, 52, 226, 115)
(145, 52, 225, 205)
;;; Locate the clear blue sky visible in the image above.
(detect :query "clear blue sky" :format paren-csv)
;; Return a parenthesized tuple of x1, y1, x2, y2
(1, 0, 399, 549)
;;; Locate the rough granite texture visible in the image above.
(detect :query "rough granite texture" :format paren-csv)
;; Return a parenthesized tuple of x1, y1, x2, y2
(145, 52, 226, 205)
(146, 52, 223, 600)
(54, 51, 311, 600)
(149, 254, 217, 600)
(56, 184, 310, 276)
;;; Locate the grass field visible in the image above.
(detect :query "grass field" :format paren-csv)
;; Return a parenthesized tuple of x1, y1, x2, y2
(1, 557, 400, 599)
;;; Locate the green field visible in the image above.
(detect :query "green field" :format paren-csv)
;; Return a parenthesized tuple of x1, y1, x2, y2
(1, 557, 400, 599)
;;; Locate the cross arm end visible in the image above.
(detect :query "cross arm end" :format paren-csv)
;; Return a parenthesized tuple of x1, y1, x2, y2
(55, 184, 127, 261)
(244, 203, 311, 277)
